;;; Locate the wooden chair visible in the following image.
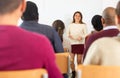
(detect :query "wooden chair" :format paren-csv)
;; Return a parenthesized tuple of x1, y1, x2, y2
(76, 65, 120, 78)
(64, 48, 69, 52)
(0, 69, 48, 78)
(55, 53, 71, 74)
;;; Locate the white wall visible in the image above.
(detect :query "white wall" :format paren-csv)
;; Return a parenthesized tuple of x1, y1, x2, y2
(19, 0, 119, 33)
(102, 0, 118, 9)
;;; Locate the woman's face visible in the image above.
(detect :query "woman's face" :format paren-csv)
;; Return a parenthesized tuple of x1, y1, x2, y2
(74, 13, 81, 23)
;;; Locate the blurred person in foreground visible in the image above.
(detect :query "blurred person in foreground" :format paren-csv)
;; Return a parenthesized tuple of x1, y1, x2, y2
(83, 7, 119, 61)
(0, 0, 63, 78)
(83, 2, 120, 65)
(20, 1, 64, 53)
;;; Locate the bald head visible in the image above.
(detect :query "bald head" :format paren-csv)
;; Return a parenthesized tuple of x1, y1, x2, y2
(102, 7, 116, 26)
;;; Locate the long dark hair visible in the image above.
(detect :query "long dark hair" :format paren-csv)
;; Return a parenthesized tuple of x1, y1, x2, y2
(52, 20, 65, 42)
(72, 11, 84, 24)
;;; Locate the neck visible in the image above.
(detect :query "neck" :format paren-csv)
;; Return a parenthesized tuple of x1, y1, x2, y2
(0, 13, 19, 26)
(75, 22, 80, 24)
(103, 23, 116, 27)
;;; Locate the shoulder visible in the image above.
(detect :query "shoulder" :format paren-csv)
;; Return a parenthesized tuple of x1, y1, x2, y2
(91, 37, 120, 49)
(20, 28, 49, 42)
(43, 24, 55, 30)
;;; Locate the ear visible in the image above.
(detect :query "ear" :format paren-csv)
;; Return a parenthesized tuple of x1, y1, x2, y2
(117, 15, 120, 24)
(20, 0, 26, 13)
(101, 18, 105, 27)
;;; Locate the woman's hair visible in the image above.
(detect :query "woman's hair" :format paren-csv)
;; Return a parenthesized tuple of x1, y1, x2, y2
(72, 11, 84, 24)
(21, 1, 39, 21)
(52, 20, 65, 42)
(91, 15, 103, 31)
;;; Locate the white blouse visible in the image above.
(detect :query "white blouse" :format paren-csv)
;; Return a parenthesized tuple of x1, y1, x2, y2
(66, 23, 87, 44)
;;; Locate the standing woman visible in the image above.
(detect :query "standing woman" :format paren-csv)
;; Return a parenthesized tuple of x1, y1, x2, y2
(67, 11, 87, 78)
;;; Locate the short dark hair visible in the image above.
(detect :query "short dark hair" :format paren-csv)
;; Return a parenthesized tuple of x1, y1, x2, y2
(116, 1, 120, 16)
(21, 1, 39, 21)
(91, 15, 103, 31)
(0, 0, 22, 15)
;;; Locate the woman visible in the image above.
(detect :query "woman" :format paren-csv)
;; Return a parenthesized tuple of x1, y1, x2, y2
(66, 11, 87, 78)
(52, 19, 65, 42)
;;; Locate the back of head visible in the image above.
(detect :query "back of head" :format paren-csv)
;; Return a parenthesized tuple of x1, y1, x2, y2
(0, 0, 22, 15)
(52, 20, 65, 31)
(91, 15, 103, 31)
(52, 20, 65, 42)
(102, 7, 116, 25)
(21, 1, 39, 21)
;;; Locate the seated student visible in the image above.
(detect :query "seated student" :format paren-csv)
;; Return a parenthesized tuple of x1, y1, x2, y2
(52, 19, 65, 42)
(85, 15, 103, 45)
(83, 7, 119, 61)
(52, 20, 68, 78)
(20, 1, 64, 53)
(83, 1, 120, 65)
(0, 0, 63, 78)
(83, 36, 120, 65)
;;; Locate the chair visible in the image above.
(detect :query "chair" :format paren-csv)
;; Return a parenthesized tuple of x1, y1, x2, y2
(0, 68, 48, 78)
(55, 53, 71, 74)
(76, 65, 120, 78)
(64, 48, 69, 52)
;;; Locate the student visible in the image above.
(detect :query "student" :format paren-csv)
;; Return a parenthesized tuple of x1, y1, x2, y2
(52, 19, 65, 42)
(0, 0, 63, 78)
(84, 15, 103, 53)
(83, 1, 120, 65)
(52, 19, 68, 78)
(20, 1, 64, 53)
(83, 7, 119, 61)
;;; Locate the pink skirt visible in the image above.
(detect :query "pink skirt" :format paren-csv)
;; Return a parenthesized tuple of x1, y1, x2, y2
(71, 44, 84, 54)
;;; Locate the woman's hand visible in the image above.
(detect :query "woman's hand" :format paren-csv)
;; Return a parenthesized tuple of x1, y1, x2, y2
(77, 36, 83, 41)
(69, 35, 74, 39)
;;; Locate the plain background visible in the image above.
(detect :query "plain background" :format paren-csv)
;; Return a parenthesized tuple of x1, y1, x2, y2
(19, 0, 119, 33)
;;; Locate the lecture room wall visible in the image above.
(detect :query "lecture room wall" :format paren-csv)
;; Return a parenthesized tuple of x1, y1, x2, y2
(19, 0, 119, 33)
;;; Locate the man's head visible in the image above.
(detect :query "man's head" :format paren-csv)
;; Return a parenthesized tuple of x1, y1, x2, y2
(21, 1, 39, 21)
(0, 0, 26, 25)
(0, 0, 23, 15)
(102, 7, 116, 26)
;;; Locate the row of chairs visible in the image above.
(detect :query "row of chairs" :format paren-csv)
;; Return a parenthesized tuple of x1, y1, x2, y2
(1, 52, 120, 78)
(76, 65, 120, 78)
(56, 52, 120, 78)
(0, 69, 48, 78)
(0, 52, 70, 78)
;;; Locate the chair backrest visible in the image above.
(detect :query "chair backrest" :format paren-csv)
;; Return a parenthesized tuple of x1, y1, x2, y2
(64, 48, 69, 52)
(76, 65, 120, 78)
(0, 69, 48, 78)
(55, 53, 71, 74)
